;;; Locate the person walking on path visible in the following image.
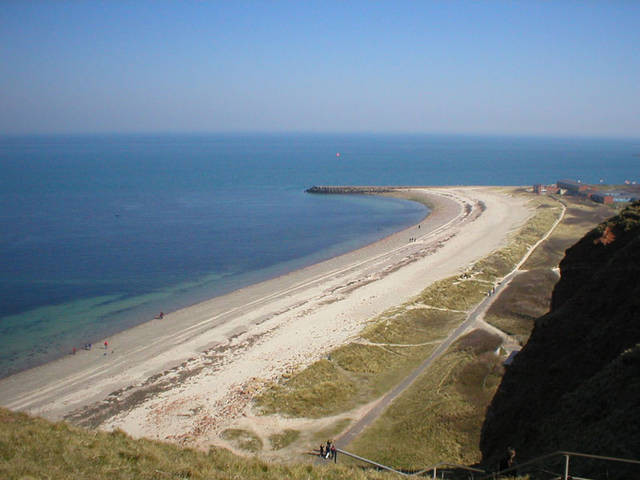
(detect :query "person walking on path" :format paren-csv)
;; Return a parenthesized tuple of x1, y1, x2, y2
(330, 444, 337, 463)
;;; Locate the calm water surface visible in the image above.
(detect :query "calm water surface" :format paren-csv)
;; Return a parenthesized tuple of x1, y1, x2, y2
(1, 133, 638, 377)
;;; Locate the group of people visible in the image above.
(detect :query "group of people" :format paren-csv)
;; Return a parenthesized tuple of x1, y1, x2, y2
(71, 340, 110, 356)
(319, 440, 337, 463)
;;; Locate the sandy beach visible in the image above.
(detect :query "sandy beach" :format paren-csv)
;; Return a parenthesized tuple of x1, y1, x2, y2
(0, 186, 530, 450)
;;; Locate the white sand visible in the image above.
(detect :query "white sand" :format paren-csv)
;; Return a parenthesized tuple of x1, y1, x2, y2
(0, 187, 530, 449)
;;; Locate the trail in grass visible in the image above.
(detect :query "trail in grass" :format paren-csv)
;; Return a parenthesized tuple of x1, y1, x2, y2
(336, 197, 566, 449)
(353, 339, 442, 348)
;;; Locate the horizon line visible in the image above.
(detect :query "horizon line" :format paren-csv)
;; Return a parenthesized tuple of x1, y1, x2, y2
(2, 130, 639, 142)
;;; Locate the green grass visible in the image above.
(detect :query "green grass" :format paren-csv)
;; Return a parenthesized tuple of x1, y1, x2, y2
(255, 343, 436, 418)
(310, 418, 353, 445)
(484, 269, 560, 343)
(0, 408, 389, 480)
(522, 198, 614, 270)
(331, 343, 403, 374)
(472, 197, 562, 281)
(416, 278, 488, 311)
(255, 360, 357, 418)
(486, 195, 614, 341)
(268, 429, 300, 450)
(362, 308, 464, 344)
(348, 330, 504, 470)
(221, 428, 263, 453)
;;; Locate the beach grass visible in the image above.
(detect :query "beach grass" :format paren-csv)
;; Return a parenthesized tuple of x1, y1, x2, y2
(0, 408, 391, 480)
(221, 428, 263, 453)
(522, 198, 614, 270)
(346, 329, 504, 470)
(472, 197, 562, 281)
(311, 418, 353, 445)
(416, 278, 488, 311)
(486, 195, 613, 337)
(361, 308, 463, 344)
(255, 344, 435, 418)
(255, 360, 358, 418)
(483, 269, 559, 343)
(268, 429, 301, 450)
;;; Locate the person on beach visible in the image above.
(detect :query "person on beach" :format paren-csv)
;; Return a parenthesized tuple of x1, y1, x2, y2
(72, 347, 76, 355)
(104, 340, 108, 349)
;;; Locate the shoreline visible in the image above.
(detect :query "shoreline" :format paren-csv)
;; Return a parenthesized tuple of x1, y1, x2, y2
(0, 186, 531, 450)
(0, 189, 450, 413)
(0, 191, 429, 380)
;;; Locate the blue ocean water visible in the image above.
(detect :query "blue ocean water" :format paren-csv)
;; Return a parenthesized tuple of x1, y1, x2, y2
(0, 133, 638, 378)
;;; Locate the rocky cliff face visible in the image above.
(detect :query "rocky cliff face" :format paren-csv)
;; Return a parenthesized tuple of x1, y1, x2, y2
(481, 202, 640, 477)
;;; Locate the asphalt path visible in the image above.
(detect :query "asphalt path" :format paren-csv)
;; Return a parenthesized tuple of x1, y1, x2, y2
(335, 272, 517, 449)
(336, 199, 566, 449)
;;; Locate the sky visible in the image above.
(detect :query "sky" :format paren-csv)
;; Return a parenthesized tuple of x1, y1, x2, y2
(1, 1, 639, 137)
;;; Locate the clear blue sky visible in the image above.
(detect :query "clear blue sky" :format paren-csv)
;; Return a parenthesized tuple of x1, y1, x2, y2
(1, 1, 638, 137)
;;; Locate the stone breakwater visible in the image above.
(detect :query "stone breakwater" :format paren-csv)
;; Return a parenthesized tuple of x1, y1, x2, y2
(306, 185, 411, 194)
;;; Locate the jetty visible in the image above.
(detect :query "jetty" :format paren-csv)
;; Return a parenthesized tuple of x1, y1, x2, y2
(306, 185, 408, 194)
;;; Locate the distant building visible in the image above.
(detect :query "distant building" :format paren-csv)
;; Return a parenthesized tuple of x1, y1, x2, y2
(533, 184, 559, 195)
(591, 193, 614, 204)
(557, 179, 591, 193)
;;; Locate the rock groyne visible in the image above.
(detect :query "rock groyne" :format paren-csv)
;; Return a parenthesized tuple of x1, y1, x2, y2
(305, 185, 400, 194)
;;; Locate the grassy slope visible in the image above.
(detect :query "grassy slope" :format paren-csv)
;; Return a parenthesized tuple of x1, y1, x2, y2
(481, 201, 640, 479)
(0, 408, 389, 480)
(346, 330, 503, 470)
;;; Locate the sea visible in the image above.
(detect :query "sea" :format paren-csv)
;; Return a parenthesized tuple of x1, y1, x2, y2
(1, 133, 638, 378)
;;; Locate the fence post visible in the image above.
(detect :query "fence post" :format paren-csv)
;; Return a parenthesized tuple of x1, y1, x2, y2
(563, 454, 570, 480)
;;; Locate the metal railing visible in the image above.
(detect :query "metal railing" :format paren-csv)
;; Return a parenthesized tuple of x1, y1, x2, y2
(412, 462, 485, 479)
(477, 451, 640, 480)
(334, 449, 485, 478)
(334, 448, 408, 476)
(329, 449, 639, 480)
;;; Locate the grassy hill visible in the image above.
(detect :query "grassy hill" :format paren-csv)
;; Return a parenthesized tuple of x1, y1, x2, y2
(0, 407, 390, 480)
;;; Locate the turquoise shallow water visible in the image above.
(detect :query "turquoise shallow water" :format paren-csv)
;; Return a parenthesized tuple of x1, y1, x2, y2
(0, 133, 638, 377)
